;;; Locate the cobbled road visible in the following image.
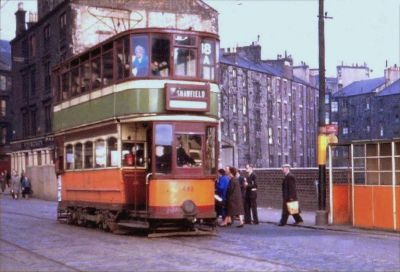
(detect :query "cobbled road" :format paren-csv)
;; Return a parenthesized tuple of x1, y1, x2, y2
(1, 195, 399, 271)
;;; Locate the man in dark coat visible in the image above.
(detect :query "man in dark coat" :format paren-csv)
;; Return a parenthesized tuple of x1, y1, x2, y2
(279, 164, 303, 226)
(244, 164, 259, 224)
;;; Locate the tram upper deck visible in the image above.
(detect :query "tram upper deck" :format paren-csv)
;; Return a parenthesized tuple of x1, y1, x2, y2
(52, 28, 220, 133)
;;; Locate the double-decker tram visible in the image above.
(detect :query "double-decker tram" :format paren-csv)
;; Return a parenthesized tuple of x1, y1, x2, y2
(53, 28, 220, 236)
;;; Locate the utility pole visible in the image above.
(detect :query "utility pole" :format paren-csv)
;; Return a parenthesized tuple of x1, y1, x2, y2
(316, 0, 331, 225)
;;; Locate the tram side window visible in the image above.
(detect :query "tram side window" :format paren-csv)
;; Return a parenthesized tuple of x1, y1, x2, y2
(107, 137, 118, 167)
(71, 65, 80, 97)
(91, 57, 101, 90)
(122, 142, 145, 167)
(102, 49, 113, 86)
(131, 35, 149, 77)
(84, 141, 93, 168)
(200, 39, 216, 81)
(95, 139, 106, 168)
(176, 134, 202, 168)
(80, 61, 91, 93)
(155, 124, 172, 174)
(66, 144, 73, 170)
(116, 37, 130, 80)
(61, 72, 69, 101)
(174, 35, 197, 77)
(151, 36, 170, 77)
(205, 126, 217, 174)
(75, 143, 83, 169)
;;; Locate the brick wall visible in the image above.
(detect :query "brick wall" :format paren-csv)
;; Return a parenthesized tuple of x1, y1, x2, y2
(252, 168, 350, 211)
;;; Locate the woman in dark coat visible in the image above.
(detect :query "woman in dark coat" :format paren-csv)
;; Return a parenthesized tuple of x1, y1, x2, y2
(220, 167, 245, 228)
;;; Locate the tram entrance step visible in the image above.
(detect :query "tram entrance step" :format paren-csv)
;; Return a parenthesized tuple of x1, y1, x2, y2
(117, 220, 150, 229)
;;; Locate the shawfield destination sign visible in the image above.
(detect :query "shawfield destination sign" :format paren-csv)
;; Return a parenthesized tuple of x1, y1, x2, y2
(165, 83, 210, 112)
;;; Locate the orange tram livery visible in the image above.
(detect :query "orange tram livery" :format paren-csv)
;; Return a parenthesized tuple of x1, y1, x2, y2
(53, 28, 220, 236)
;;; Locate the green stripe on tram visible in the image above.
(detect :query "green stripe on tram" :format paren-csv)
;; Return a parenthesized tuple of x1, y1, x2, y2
(53, 88, 218, 132)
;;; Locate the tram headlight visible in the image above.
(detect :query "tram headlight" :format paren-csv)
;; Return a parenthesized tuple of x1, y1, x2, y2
(181, 200, 197, 215)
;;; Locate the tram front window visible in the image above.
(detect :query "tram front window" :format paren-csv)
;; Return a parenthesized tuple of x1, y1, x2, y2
(155, 124, 172, 174)
(176, 134, 202, 168)
(131, 35, 149, 77)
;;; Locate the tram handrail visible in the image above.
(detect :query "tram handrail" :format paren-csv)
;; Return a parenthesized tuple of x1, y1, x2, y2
(145, 173, 153, 214)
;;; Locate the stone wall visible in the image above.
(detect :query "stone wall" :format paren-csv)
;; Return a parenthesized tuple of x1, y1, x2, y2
(26, 165, 57, 201)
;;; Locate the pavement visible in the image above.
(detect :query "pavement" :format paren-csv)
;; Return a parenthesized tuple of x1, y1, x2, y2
(256, 206, 400, 237)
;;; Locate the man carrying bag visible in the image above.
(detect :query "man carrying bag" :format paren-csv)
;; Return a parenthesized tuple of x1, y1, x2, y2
(278, 164, 303, 226)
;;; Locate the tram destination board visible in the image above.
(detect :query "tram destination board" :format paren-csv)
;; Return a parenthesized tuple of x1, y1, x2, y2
(165, 83, 210, 112)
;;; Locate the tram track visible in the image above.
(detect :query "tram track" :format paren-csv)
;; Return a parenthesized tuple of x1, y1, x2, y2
(0, 238, 82, 272)
(1, 210, 56, 222)
(163, 236, 309, 271)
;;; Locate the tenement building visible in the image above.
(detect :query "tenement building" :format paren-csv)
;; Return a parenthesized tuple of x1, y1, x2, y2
(219, 44, 318, 168)
(332, 65, 400, 142)
(10, 0, 218, 192)
(0, 40, 12, 172)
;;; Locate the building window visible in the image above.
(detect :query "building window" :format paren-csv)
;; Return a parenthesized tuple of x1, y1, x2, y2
(343, 127, 348, 135)
(242, 96, 247, 115)
(380, 125, 384, 137)
(44, 24, 50, 43)
(174, 35, 197, 77)
(22, 111, 29, 137)
(59, 12, 67, 30)
(268, 127, 273, 145)
(331, 101, 338, 112)
(151, 35, 170, 77)
(278, 128, 281, 144)
(44, 61, 51, 93)
(0, 100, 6, 116)
(366, 125, 370, 132)
(325, 112, 330, 124)
(37, 151, 42, 166)
(29, 35, 36, 57)
(243, 125, 247, 143)
(30, 109, 37, 136)
(44, 104, 52, 133)
(0, 75, 6, 91)
(1, 127, 6, 145)
(325, 94, 330, 104)
(30, 69, 36, 95)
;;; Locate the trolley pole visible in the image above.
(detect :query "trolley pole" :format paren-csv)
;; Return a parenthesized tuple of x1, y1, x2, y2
(316, 0, 329, 225)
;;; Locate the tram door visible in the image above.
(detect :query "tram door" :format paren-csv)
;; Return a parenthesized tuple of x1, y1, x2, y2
(121, 122, 151, 212)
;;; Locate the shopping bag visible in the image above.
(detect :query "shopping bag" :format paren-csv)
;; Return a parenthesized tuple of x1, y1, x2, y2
(286, 201, 299, 215)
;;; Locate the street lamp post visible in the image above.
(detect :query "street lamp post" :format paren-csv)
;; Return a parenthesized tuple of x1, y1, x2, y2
(316, 0, 331, 225)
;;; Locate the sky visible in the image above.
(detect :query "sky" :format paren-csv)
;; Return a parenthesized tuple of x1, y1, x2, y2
(0, 0, 399, 77)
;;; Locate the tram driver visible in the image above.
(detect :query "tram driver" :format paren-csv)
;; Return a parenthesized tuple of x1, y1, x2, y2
(176, 136, 195, 167)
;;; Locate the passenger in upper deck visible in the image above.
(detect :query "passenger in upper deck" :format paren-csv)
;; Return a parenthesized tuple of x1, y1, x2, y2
(132, 45, 149, 77)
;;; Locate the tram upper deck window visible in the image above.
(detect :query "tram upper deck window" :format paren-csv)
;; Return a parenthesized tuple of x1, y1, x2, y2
(102, 42, 113, 86)
(80, 59, 91, 94)
(131, 35, 149, 77)
(174, 35, 197, 77)
(151, 35, 170, 77)
(200, 39, 216, 81)
(155, 124, 172, 174)
(61, 71, 69, 100)
(176, 134, 202, 168)
(91, 57, 101, 90)
(116, 37, 130, 80)
(71, 62, 80, 97)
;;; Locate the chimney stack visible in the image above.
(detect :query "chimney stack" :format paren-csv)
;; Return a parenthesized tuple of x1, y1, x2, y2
(15, 2, 27, 36)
